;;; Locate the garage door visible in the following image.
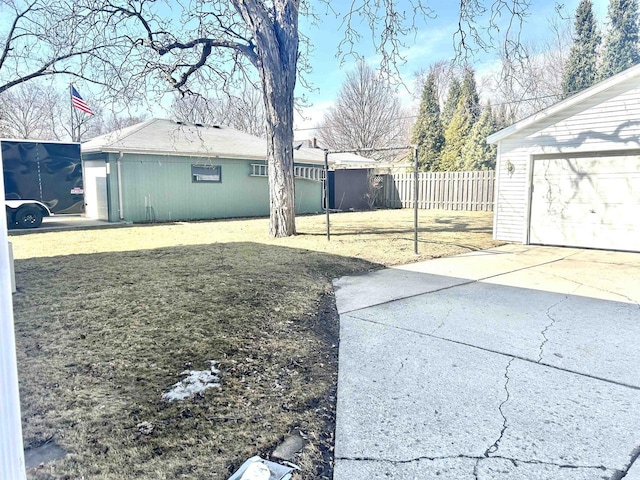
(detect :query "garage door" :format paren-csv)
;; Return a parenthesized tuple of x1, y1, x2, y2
(530, 155, 640, 252)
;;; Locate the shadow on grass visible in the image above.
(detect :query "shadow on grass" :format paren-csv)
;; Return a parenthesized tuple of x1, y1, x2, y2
(13, 242, 380, 480)
(297, 220, 492, 237)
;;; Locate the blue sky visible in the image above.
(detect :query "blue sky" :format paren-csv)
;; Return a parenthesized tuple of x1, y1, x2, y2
(0, 0, 611, 131)
(293, 0, 610, 132)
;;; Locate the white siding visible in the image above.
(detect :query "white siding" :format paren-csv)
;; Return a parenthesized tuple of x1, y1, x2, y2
(494, 78, 640, 243)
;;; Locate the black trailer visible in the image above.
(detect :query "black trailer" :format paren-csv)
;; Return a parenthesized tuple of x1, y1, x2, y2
(2, 140, 83, 228)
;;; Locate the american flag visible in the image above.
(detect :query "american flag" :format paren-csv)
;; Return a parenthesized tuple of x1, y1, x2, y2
(71, 86, 94, 115)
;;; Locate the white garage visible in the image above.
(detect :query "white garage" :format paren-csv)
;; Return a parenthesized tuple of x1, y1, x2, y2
(488, 64, 640, 253)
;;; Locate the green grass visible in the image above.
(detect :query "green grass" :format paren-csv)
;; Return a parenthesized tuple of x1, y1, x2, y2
(11, 209, 501, 479)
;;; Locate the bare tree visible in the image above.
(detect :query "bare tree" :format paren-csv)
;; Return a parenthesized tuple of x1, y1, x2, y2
(318, 61, 408, 161)
(413, 61, 461, 109)
(171, 88, 266, 137)
(0, 83, 60, 139)
(0, 81, 146, 141)
(0, 82, 99, 140)
(486, 13, 573, 121)
(99, 114, 148, 135)
(0, 0, 133, 96)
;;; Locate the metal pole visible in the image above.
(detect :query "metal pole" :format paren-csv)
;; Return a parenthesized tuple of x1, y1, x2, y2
(324, 150, 330, 241)
(69, 84, 75, 142)
(414, 147, 419, 255)
(0, 153, 27, 480)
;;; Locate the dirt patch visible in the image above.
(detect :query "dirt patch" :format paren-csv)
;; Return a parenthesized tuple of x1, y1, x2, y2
(24, 440, 66, 470)
(291, 293, 341, 479)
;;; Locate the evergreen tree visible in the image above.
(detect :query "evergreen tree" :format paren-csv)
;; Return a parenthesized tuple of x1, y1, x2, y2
(599, 0, 640, 80)
(460, 67, 481, 123)
(441, 78, 462, 127)
(461, 105, 497, 170)
(439, 98, 468, 171)
(440, 68, 481, 171)
(563, 0, 600, 96)
(411, 72, 444, 171)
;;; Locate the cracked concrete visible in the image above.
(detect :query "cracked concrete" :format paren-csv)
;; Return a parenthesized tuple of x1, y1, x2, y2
(537, 287, 580, 363)
(333, 245, 640, 480)
(485, 358, 514, 456)
(343, 279, 640, 388)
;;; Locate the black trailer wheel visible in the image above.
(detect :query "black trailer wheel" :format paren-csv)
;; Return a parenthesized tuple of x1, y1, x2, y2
(15, 206, 43, 229)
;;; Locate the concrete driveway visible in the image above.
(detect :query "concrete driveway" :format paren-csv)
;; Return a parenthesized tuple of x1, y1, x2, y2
(9, 215, 120, 234)
(333, 244, 640, 480)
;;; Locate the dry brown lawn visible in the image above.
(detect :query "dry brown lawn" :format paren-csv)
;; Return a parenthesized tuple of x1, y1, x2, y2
(10, 209, 501, 479)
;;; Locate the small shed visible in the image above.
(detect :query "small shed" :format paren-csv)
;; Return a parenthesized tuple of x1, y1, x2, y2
(81, 119, 326, 223)
(292, 144, 379, 211)
(488, 65, 640, 252)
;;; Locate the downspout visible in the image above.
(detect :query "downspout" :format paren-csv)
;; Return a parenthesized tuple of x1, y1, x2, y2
(117, 152, 124, 221)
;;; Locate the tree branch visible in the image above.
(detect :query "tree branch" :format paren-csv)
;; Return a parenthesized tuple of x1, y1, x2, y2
(0, 0, 39, 71)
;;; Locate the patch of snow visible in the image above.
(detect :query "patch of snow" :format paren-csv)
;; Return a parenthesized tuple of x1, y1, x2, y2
(162, 360, 220, 402)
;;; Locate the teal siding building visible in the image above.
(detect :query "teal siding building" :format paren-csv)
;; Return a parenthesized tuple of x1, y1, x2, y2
(81, 119, 325, 223)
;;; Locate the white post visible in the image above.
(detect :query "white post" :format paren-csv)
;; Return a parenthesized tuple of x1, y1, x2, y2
(8, 242, 16, 293)
(0, 153, 27, 479)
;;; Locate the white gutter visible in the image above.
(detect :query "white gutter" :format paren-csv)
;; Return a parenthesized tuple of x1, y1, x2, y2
(117, 152, 124, 221)
(0, 154, 27, 480)
(81, 148, 326, 166)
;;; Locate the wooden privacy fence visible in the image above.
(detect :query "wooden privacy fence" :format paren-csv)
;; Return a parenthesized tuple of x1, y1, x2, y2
(382, 170, 495, 211)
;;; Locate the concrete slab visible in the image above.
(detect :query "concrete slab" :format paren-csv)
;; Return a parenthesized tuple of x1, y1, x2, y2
(335, 317, 508, 460)
(484, 258, 640, 304)
(495, 360, 640, 471)
(333, 244, 585, 314)
(477, 458, 616, 480)
(9, 215, 124, 235)
(333, 269, 470, 313)
(335, 457, 620, 480)
(333, 245, 640, 480)
(335, 316, 640, 477)
(334, 457, 477, 480)
(346, 280, 640, 389)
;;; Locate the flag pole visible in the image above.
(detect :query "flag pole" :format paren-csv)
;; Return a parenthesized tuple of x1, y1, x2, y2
(69, 84, 75, 142)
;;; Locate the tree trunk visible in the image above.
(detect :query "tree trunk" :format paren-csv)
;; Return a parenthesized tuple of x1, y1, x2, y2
(261, 66, 297, 237)
(235, 0, 299, 238)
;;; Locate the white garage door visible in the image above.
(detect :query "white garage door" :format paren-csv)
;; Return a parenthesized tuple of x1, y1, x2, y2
(530, 155, 640, 252)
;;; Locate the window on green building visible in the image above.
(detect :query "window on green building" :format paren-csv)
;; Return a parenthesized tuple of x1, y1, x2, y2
(192, 164, 222, 183)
